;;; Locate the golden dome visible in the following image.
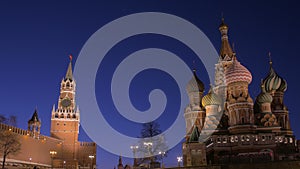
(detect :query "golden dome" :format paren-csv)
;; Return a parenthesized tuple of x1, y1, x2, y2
(202, 87, 221, 107)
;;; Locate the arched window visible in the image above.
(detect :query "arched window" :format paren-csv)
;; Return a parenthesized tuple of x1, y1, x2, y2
(72, 114, 76, 118)
(67, 114, 71, 118)
(55, 113, 59, 118)
(60, 114, 64, 118)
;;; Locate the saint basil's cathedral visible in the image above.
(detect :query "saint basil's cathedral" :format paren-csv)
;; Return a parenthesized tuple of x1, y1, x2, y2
(182, 19, 299, 167)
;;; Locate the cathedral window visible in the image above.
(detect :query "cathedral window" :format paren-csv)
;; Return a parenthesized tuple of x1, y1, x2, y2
(67, 114, 71, 118)
(241, 135, 245, 142)
(60, 114, 64, 118)
(284, 137, 288, 144)
(255, 135, 259, 141)
(230, 137, 234, 143)
(279, 137, 283, 143)
(246, 135, 250, 142)
(262, 135, 266, 142)
(241, 117, 245, 124)
(235, 136, 238, 142)
(55, 113, 59, 118)
(72, 114, 76, 118)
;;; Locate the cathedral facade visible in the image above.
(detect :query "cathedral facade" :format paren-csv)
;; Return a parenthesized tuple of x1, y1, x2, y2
(183, 19, 298, 167)
(0, 59, 96, 169)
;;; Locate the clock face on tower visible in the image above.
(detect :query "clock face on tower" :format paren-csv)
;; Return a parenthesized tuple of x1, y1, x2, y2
(61, 98, 71, 108)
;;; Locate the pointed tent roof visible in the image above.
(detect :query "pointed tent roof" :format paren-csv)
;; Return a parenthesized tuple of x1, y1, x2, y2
(118, 156, 123, 167)
(28, 108, 40, 123)
(188, 126, 200, 142)
(65, 55, 73, 81)
(219, 18, 234, 59)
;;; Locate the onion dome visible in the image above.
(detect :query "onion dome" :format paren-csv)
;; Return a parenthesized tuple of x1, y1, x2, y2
(225, 57, 252, 85)
(256, 84, 273, 104)
(202, 87, 221, 107)
(219, 18, 228, 29)
(263, 63, 287, 93)
(186, 69, 205, 93)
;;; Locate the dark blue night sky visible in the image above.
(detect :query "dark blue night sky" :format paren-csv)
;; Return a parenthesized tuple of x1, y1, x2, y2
(0, 1, 298, 168)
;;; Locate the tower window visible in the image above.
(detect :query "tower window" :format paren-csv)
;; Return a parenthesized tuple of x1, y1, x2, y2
(60, 114, 64, 118)
(67, 114, 71, 118)
(72, 114, 76, 118)
(55, 113, 59, 118)
(66, 82, 70, 87)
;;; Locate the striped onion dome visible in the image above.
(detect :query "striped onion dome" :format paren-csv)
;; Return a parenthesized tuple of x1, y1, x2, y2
(225, 57, 252, 85)
(186, 69, 205, 93)
(202, 87, 221, 107)
(263, 64, 287, 93)
(256, 85, 273, 104)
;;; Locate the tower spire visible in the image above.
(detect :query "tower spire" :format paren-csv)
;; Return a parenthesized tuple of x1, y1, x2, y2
(268, 51, 272, 66)
(65, 54, 73, 81)
(219, 17, 234, 59)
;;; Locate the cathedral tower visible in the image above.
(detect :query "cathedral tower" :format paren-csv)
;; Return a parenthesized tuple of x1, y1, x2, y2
(225, 56, 255, 133)
(214, 18, 235, 105)
(184, 69, 205, 140)
(262, 58, 291, 135)
(50, 56, 80, 161)
(183, 69, 207, 167)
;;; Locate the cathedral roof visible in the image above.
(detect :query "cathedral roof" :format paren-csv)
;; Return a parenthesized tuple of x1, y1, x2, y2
(225, 57, 252, 85)
(219, 18, 234, 60)
(186, 69, 205, 93)
(262, 61, 287, 93)
(202, 87, 221, 107)
(28, 109, 40, 123)
(256, 84, 273, 104)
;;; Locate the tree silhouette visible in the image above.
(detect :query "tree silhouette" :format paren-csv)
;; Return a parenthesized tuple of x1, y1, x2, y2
(0, 115, 21, 169)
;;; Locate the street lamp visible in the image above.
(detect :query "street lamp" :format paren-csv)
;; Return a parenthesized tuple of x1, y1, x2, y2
(144, 142, 153, 164)
(29, 158, 32, 167)
(159, 151, 165, 168)
(49, 150, 57, 169)
(89, 155, 95, 169)
(143, 142, 153, 156)
(130, 145, 139, 166)
(177, 156, 182, 167)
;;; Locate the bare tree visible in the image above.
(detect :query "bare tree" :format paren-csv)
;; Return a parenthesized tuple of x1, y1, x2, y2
(0, 115, 21, 169)
(136, 122, 168, 166)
